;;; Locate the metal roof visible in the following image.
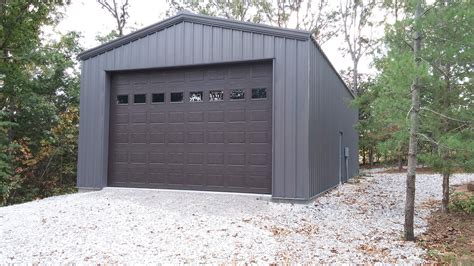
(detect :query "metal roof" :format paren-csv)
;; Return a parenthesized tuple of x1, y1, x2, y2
(78, 12, 311, 61)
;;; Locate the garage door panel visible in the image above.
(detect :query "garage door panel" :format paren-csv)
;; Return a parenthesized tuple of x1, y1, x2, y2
(207, 153, 225, 165)
(187, 132, 205, 143)
(149, 112, 166, 123)
(207, 131, 224, 143)
(108, 62, 272, 193)
(247, 176, 271, 189)
(149, 173, 167, 184)
(227, 175, 246, 187)
(207, 174, 225, 186)
(167, 132, 184, 143)
(149, 133, 165, 144)
(130, 133, 147, 144)
(114, 113, 129, 124)
(207, 111, 225, 122)
(187, 152, 205, 164)
(227, 132, 246, 143)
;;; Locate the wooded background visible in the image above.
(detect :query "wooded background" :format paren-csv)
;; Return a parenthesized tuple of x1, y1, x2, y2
(0, 0, 472, 214)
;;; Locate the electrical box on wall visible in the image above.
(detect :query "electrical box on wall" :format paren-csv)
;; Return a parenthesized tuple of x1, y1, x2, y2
(344, 147, 350, 158)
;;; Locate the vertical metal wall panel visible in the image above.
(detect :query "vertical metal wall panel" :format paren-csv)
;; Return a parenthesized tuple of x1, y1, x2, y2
(98, 54, 108, 187)
(252, 34, 263, 58)
(77, 61, 86, 187)
(242, 32, 253, 59)
(263, 35, 274, 58)
(175, 23, 184, 65)
(147, 33, 157, 67)
(222, 28, 232, 61)
(284, 39, 297, 198)
(130, 38, 141, 68)
(232, 30, 243, 60)
(166, 27, 175, 65)
(77, 20, 312, 199)
(308, 41, 359, 198)
(157, 30, 166, 66)
(296, 40, 310, 198)
(184, 22, 194, 65)
(193, 24, 203, 63)
(212, 27, 223, 61)
(272, 37, 286, 198)
(202, 25, 212, 63)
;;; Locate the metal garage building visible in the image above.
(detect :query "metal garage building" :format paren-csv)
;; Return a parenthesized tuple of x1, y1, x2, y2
(77, 12, 358, 200)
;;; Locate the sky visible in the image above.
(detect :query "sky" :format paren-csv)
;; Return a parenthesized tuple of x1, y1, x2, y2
(52, 0, 377, 76)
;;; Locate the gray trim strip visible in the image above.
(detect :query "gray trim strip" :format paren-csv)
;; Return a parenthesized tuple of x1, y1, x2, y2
(78, 13, 310, 61)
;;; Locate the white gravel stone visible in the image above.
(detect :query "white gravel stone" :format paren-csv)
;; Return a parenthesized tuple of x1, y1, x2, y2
(1, 170, 472, 264)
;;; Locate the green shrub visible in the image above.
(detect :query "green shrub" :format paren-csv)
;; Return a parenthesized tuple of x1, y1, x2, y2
(450, 192, 474, 214)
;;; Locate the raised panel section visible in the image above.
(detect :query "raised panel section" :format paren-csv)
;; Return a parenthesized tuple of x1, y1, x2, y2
(208, 111, 224, 122)
(228, 110, 246, 122)
(227, 132, 245, 143)
(188, 112, 204, 122)
(169, 112, 184, 123)
(149, 113, 166, 123)
(208, 132, 224, 144)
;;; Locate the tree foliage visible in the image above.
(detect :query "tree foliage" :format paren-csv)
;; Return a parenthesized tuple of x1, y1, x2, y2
(0, 0, 81, 205)
(166, 0, 341, 44)
(357, 0, 474, 216)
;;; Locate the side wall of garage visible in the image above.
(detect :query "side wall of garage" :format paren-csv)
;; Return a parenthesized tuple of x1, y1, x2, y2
(77, 19, 311, 199)
(308, 40, 359, 198)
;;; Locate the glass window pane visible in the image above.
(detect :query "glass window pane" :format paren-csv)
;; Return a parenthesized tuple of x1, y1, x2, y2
(189, 91, 203, 102)
(251, 88, 267, 99)
(134, 94, 146, 103)
(209, 90, 224, 101)
(230, 89, 245, 100)
(117, 95, 128, 104)
(171, 92, 183, 102)
(152, 93, 165, 103)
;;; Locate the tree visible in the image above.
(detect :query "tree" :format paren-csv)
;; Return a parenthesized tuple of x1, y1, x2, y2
(416, 0, 474, 213)
(0, 0, 81, 205)
(97, 0, 130, 37)
(166, 0, 271, 22)
(404, 0, 422, 241)
(339, 0, 379, 94)
(167, 0, 340, 45)
(0, 1, 64, 144)
(364, 0, 473, 238)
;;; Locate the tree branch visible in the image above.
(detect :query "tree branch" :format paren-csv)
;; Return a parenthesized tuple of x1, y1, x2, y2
(420, 107, 473, 124)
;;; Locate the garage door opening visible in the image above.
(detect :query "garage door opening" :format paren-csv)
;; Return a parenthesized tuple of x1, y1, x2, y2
(107, 61, 273, 194)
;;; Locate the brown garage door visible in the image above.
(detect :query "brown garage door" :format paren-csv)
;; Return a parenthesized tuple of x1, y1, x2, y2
(108, 62, 272, 194)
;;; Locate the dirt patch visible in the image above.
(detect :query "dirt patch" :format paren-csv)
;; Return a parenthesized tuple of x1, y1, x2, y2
(418, 209, 474, 264)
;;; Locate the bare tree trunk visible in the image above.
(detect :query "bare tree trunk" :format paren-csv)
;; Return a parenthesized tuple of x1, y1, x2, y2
(353, 60, 358, 94)
(369, 147, 374, 166)
(440, 61, 452, 213)
(362, 148, 366, 165)
(404, 0, 422, 242)
(398, 152, 403, 171)
(441, 173, 450, 213)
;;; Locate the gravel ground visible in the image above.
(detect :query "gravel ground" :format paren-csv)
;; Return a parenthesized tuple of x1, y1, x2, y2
(1, 170, 472, 264)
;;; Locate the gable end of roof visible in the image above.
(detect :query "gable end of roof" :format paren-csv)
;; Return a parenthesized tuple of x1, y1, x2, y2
(78, 13, 311, 61)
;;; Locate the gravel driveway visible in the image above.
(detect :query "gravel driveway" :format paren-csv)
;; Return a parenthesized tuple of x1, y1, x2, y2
(1, 170, 472, 264)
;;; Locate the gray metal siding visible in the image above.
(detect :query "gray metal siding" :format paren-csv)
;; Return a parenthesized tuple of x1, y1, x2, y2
(77, 20, 310, 199)
(308, 42, 359, 198)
